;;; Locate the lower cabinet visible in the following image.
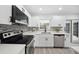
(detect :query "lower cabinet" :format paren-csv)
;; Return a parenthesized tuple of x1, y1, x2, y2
(34, 34, 54, 47)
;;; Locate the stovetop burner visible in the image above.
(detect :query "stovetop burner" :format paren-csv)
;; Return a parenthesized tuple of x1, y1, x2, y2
(0, 31, 34, 45)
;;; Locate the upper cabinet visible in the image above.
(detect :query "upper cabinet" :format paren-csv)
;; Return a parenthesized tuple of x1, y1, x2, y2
(0, 5, 12, 25)
(50, 16, 65, 27)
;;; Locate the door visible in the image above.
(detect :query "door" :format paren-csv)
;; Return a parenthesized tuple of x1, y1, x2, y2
(44, 34, 54, 47)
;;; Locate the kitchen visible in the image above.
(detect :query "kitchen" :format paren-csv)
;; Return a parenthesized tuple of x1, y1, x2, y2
(0, 5, 79, 54)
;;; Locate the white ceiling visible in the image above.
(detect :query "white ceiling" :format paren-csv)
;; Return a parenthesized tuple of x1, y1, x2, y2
(24, 5, 79, 16)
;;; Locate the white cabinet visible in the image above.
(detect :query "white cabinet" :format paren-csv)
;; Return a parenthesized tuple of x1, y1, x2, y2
(50, 16, 65, 27)
(0, 5, 12, 25)
(0, 44, 25, 54)
(34, 34, 54, 47)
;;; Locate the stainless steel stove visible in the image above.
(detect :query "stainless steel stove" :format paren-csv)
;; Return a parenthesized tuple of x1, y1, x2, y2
(0, 30, 34, 54)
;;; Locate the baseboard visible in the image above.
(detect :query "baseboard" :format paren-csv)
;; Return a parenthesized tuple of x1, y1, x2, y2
(35, 46, 53, 48)
(35, 46, 69, 48)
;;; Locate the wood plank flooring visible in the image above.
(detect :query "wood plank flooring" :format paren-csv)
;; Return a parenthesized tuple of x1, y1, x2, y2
(34, 47, 77, 54)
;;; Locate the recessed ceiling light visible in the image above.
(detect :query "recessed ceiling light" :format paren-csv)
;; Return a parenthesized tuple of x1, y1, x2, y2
(59, 7, 62, 11)
(40, 8, 42, 11)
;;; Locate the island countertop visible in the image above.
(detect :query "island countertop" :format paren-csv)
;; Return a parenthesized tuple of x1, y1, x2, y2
(0, 44, 25, 54)
(23, 31, 42, 35)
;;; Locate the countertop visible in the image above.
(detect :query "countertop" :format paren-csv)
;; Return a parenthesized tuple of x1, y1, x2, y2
(23, 31, 66, 35)
(50, 31, 66, 34)
(23, 31, 42, 35)
(0, 44, 25, 54)
(70, 46, 79, 53)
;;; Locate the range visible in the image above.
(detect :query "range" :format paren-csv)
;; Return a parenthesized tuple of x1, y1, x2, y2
(0, 30, 34, 54)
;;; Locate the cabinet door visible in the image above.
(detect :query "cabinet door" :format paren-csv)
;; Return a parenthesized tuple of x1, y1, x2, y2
(38, 34, 54, 47)
(38, 34, 46, 47)
(34, 34, 45, 47)
(44, 34, 54, 47)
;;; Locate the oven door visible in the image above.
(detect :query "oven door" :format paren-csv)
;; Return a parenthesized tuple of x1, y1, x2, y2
(26, 40, 35, 54)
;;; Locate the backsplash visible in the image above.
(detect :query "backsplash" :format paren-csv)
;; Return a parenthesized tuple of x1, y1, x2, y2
(0, 24, 28, 33)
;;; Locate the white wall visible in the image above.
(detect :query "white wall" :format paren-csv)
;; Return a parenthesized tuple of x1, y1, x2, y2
(0, 5, 12, 24)
(65, 15, 79, 19)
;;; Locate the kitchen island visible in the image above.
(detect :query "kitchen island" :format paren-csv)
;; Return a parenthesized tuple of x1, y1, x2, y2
(0, 44, 25, 54)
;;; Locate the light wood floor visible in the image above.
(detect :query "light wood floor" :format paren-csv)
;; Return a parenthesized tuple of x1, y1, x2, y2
(34, 47, 77, 54)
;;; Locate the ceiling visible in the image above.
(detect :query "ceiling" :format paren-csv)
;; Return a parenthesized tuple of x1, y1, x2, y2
(24, 5, 79, 16)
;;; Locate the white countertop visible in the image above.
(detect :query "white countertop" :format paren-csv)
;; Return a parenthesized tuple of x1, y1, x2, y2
(70, 46, 79, 53)
(23, 31, 42, 35)
(23, 31, 66, 35)
(50, 31, 66, 34)
(0, 44, 25, 54)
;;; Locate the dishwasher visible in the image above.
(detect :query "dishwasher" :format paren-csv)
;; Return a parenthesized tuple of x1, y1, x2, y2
(54, 34, 65, 48)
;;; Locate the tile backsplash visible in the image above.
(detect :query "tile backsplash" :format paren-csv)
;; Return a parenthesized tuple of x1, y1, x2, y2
(0, 24, 28, 33)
